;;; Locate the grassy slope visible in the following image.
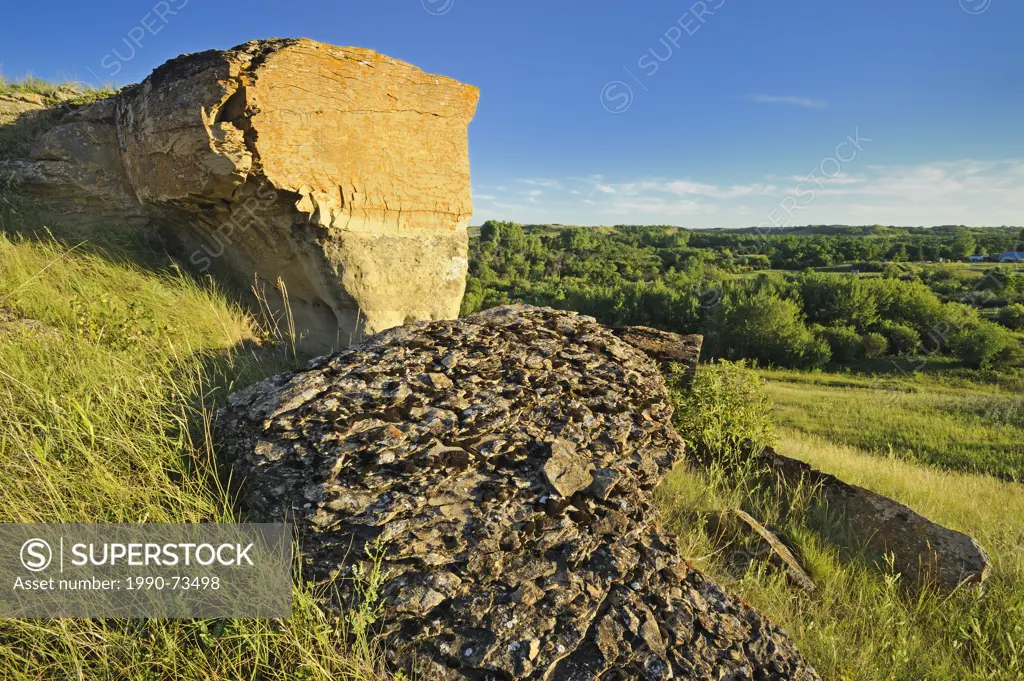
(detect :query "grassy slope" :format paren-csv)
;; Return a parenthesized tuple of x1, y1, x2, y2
(0, 234, 388, 680)
(3, 227, 1023, 680)
(0, 74, 117, 104)
(760, 367, 1024, 480)
(662, 365, 1024, 681)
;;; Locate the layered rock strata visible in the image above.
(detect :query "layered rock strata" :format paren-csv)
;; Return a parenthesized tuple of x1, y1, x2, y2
(0, 39, 479, 350)
(217, 305, 819, 680)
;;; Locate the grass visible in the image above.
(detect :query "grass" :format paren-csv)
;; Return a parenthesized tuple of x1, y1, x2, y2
(3, 217, 1023, 679)
(0, 232, 391, 680)
(759, 366, 1024, 480)
(0, 73, 117, 105)
(0, 74, 117, 158)
(663, 362, 1024, 681)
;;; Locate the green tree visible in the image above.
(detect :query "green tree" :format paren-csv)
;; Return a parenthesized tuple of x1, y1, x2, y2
(950, 229, 976, 261)
(479, 220, 505, 243)
(949, 320, 1021, 369)
(996, 304, 1024, 330)
(705, 292, 830, 369)
(818, 325, 863, 362)
(878, 320, 921, 356)
(800, 274, 879, 330)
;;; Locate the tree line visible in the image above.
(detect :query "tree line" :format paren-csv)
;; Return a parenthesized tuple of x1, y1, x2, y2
(464, 222, 1024, 371)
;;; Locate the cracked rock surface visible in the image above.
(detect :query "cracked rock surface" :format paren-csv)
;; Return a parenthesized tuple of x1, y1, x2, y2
(217, 305, 819, 680)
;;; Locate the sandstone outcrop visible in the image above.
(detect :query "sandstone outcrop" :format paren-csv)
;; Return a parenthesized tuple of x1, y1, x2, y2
(217, 305, 819, 680)
(0, 39, 479, 350)
(759, 446, 991, 593)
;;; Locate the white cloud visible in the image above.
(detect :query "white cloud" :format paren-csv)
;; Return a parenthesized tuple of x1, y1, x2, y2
(473, 160, 1024, 228)
(608, 198, 711, 215)
(662, 180, 776, 199)
(746, 94, 827, 109)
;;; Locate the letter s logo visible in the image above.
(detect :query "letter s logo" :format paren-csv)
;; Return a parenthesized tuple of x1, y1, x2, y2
(20, 538, 52, 572)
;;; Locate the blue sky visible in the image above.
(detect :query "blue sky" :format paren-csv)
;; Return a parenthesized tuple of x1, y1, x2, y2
(1, 0, 1021, 228)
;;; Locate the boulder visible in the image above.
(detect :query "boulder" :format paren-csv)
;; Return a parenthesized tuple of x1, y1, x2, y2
(0, 39, 479, 351)
(217, 305, 819, 680)
(611, 327, 702, 387)
(759, 446, 991, 593)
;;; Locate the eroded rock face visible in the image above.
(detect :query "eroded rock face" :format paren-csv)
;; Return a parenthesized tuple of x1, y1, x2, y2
(217, 305, 819, 680)
(0, 39, 479, 350)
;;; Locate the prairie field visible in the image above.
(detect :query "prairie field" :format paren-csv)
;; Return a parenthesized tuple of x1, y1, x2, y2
(1, 226, 1022, 680)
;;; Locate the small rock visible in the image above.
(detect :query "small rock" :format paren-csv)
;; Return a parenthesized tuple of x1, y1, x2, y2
(542, 439, 595, 498)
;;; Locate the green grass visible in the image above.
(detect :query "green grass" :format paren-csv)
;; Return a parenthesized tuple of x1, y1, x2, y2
(759, 366, 1024, 480)
(0, 73, 117, 105)
(0, 233, 391, 680)
(4, 221, 1023, 680)
(663, 363, 1024, 681)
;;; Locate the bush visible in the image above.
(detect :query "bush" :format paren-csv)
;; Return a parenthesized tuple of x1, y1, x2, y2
(949, 320, 1022, 369)
(704, 292, 830, 369)
(668, 360, 776, 457)
(736, 254, 771, 270)
(997, 304, 1024, 330)
(861, 332, 889, 359)
(799, 273, 879, 330)
(868, 279, 946, 335)
(819, 325, 863, 362)
(878, 320, 921, 356)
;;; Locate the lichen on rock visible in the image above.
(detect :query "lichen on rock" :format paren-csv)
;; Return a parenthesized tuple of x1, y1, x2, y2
(217, 305, 820, 680)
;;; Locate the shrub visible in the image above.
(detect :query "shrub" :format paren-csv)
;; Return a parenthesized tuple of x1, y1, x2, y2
(818, 325, 863, 362)
(704, 292, 830, 369)
(878, 320, 921, 356)
(949, 320, 1022, 369)
(861, 332, 889, 359)
(668, 360, 776, 457)
(799, 273, 879, 330)
(997, 304, 1024, 330)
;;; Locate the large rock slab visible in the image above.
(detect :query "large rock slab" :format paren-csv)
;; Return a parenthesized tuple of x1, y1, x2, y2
(217, 305, 819, 680)
(0, 39, 479, 351)
(759, 446, 991, 593)
(611, 327, 702, 388)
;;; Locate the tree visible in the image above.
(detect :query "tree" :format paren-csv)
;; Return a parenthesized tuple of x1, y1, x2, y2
(878, 320, 921, 356)
(861, 332, 889, 359)
(997, 304, 1024, 330)
(800, 274, 879, 330)
(705, 292, 830, 369)
(950, 320, 1021, 369)
(819, 325, 863, 362)
(479, 220, 503, 243)
(950, 229, 976, 261)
